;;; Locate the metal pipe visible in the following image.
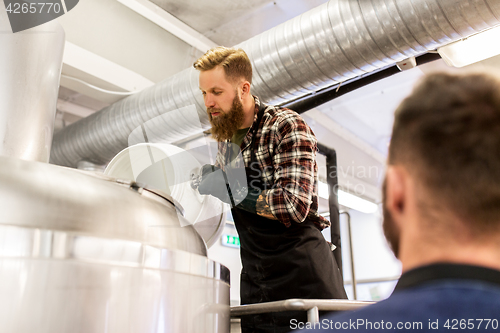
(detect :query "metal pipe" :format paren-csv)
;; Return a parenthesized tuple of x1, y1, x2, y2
(307, 306, 320, 324)
(230, 299, 374, 317)
(341, 211, 358, 300)
(344, 276, 401, 285)
(0, 10, 65, 162)
(50, 0, 500, 167)
(282, 53, 442, 114)
(317, 143, 343, 279)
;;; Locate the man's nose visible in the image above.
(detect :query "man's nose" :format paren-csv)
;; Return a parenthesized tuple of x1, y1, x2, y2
(204, 95, 216, 108)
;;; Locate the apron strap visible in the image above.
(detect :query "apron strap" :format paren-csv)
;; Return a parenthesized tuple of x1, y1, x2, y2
(249, 103, 266, 165)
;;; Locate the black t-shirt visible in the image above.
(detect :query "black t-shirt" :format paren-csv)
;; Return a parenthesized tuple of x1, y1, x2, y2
(230, 127, 250, 161)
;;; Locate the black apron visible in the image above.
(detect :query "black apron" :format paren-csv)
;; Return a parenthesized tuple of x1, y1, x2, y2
(231, 105, 347, 333)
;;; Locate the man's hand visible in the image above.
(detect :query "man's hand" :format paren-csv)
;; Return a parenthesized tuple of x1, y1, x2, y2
(198, 164, 233, 204)
(198, 164, 277, 220)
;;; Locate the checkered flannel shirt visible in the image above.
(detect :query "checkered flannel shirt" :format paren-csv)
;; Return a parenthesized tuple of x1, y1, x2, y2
(215, 96, 330, 230)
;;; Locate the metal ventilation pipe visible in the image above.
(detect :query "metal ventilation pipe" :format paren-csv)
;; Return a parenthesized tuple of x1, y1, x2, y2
(0, 9, 65, 163)
(50, 0, 500, 167)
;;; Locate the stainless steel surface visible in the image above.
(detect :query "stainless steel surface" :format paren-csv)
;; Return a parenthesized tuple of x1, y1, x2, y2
(104, 143, 227, 248)
(231, 299, 374, 317)
(143, 187, 187, 218)
(50, 0, 500, 167)
(307, 306, 320, 324)
(342, 211, 358, 300)
(77, 160, 107, 173)
(0, 223, 229, 283)
(230, 318, 242, 333)
(344, 275, 401, 285)
(0, 155, 207, 255)
(0, 259, 229, 332)
(0, 155, 230, 332)
(0, 225, 230, 332)
(0, 9, 64, 162)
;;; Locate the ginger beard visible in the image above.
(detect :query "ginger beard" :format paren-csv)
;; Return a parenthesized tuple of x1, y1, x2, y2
(382, 177, 401, 258)
(208, 92, 245, 142)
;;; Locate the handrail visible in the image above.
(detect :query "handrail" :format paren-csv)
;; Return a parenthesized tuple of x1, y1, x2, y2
(231, 299, 374, 323)
(317, 143, 343, 278)
(341, 211, 357, 300)
(344, 276, 401, 285)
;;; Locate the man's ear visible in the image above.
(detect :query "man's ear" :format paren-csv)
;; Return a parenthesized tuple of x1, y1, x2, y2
(385, 166, 408, 225)
(240, 81, 251, 98)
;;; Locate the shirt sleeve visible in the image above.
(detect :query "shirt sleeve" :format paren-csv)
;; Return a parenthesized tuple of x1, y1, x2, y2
(266, 114, 318, 226)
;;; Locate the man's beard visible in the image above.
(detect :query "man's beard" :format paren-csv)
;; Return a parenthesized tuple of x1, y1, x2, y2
(382, 177, 401, 258)
(208, 94, 245, 142)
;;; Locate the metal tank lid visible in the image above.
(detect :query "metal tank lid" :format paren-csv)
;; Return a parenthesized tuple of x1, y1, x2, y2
(0, 155, 207, 256)
(104, 143, 227, 248)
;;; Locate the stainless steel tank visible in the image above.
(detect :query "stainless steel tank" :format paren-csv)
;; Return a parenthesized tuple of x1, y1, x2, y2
(0, 7, 65, 162)
(0, 155, 230, 333)
(104, 143, 228, 248)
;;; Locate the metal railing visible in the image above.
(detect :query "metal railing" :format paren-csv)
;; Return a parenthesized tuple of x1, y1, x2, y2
(231, 299, 374, 324)
(341, 211, 357, 299)
(344, 276, 401, 285)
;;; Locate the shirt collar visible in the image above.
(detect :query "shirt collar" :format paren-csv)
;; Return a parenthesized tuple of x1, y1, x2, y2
(253, 95, 264, 116)
(394, 263, 500, 292)
(239, 95, 264, 151)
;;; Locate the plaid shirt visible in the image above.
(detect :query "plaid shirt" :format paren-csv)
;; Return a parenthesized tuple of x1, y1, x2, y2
(216, 96, 329, 230)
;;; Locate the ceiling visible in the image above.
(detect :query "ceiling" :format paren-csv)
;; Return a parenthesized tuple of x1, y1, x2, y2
(53, 0, 500, 209)
(55, 0, 330, 111)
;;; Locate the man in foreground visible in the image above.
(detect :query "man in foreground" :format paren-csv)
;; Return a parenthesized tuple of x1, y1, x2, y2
(297, 71, 500, 332)
(194, 46, 347, 333)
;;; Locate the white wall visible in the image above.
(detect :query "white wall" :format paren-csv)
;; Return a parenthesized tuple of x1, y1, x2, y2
(207, 219, 242, 306)
(338, 210, 401, 301)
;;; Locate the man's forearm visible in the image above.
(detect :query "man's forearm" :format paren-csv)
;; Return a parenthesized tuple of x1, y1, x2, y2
(235, 189, 278, 220)
(255, 191, 278, 220)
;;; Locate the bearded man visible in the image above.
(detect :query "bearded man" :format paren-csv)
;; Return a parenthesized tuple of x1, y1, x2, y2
(194, 46, 347, 333)
(298, 72, 500, 332)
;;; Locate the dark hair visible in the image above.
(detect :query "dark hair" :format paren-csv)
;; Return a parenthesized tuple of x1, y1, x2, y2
(389, 72, 500, 228)
(193, 46, 252, 84)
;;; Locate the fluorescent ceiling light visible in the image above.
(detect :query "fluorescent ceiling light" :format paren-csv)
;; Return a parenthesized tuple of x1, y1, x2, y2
(438, 26, 500, 67)
(318, 181, 330, 199)
(318, 181, 378, 214)
(338, 190, 378, 214)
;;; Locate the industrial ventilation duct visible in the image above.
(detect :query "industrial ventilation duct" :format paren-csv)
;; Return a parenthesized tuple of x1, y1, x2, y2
(50, 0, 500, 167)
(0, 10, 64, 163)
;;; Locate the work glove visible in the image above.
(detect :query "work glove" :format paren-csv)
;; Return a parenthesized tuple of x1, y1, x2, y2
(198, 164, 260, 213)
(198, 164, 233, 204)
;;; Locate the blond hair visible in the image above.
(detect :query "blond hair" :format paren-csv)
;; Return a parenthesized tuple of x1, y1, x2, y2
(193, 46, 252, 84)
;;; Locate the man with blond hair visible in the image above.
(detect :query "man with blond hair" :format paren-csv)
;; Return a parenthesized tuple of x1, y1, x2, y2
(298, 71, 500, 332)
(194, 46, 347, 333)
